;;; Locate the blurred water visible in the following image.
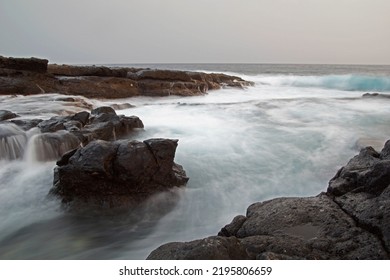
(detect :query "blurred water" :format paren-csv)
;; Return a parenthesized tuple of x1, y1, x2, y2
(1, 65, 390, 259)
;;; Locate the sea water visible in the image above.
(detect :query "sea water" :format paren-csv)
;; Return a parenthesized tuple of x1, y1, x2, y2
(0, 64, 390, 259)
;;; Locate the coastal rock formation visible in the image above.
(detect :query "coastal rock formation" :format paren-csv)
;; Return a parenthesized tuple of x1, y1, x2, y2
(147, 142, 390, 260)
(0, 56, 253, 98)
(51, 138, 189, 208)
(1, 106, 144, 161)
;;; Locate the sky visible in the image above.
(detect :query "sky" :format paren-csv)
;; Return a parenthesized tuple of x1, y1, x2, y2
(0, 0, 389, 64)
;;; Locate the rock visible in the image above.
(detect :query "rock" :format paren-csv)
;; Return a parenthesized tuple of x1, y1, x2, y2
(0, 56, 48, 73)
(147, 236, 248, 260)
(10, 119, 43, 130)
(1, 56, 253, 98)
(51, 138, 189, 208)
(36, 107, 143, 144)
(48, 64, 129, 77)
(328, 146, 390, 196)
(362, 93, 390, 98)
(218, 215, 247, 237)
(0, 110, 19, 121)
(91, 106, 116, 116)
(147, 141, 390, 260)
(110, 103, 135, 110)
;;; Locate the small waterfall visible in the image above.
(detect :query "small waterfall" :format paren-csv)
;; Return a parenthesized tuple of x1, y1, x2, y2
(0, 123, 28, 160)
(25, 131, 81, 162)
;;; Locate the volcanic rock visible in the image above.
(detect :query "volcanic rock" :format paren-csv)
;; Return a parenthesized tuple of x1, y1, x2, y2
(51, 138, 189, 208)
(147, 141, 390, 260)
(1, 56, 253, 98)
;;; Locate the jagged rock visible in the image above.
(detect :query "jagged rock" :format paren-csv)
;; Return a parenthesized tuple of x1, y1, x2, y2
(10, 119, 43, 130)
(147, 236, 248, 260)
(36, 106, 143, 144)
(1, 56, 253, 98)
(0, 56, 48, 73)
(0, 110, 19, 121)
(51, 138, 189, 208)
(328, 145, 390, 196)
(147, 141, 390, 260)
(48, 64, 129, 77)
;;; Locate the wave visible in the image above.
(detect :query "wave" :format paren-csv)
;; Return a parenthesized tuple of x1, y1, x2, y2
(255, 74, 390, 92)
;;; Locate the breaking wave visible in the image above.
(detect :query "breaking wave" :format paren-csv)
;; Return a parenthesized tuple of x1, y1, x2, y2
(256, 74, 390, 92)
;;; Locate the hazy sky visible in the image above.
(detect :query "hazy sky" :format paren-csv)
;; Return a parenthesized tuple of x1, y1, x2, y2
(1, 0, 389, 64)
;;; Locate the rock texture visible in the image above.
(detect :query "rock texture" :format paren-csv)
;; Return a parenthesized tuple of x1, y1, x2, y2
(51, 138, 189, 208)
(147, 142, 390, 260)
(1, 106, 143, 161)
(0, 56, 253, 98)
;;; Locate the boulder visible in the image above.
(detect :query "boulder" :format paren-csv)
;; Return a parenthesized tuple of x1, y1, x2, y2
(51, 138, 189, 208)
(147, 141, 390, 260)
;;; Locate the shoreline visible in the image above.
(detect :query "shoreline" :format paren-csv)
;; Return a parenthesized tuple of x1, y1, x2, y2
(0, 56, 253, 99)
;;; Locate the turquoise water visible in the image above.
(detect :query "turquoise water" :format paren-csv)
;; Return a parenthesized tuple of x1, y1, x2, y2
(0, 64, 390, 259)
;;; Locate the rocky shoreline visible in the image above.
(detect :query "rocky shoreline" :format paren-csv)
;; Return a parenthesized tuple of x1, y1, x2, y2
(0, 56, 253, 98)
(1, 55, 389, 259)
(147, 142, 390, 260)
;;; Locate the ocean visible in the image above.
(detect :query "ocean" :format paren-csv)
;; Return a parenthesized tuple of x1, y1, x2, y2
(1, 64, 390, 259)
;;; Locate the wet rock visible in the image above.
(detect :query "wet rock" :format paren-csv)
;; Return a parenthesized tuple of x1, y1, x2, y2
(10, 119, 43, 130)
(1, 56, 253, 98)
(148, 141, 390, 260)
(51, 138, 189, 208)
(0, 110, 19, 121)
(48, 64, 130, 77)
(147, 236, 248, 260)
(328, 146, 390, 196)
(36, 107, 143, 144)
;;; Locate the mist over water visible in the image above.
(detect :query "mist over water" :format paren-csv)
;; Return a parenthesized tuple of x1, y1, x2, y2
(1, 64, 390, 259)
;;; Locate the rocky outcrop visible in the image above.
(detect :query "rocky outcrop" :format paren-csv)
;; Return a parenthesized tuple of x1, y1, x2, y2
(0, 56, 253, 98)
(0, 56, 48, 73)
(147, 141, 390, 260)
(0, 110, 19, 121)
(1, 106, 143, 161)
(51, 138, 189, 208)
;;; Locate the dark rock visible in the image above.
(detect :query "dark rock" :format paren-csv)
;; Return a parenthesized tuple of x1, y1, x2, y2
(148, 140, 390, 260)
(0, 110, 19, 121)
(91, 106, 116, 116)
(38, 116, 69, 133)
(218, 215, 247, 237)
(10, 119, 43, 130)
(0, 56, 48, 73)
(147, 236, 248, 260)
(328, 146, 390, 196)
(1, 56, 253, 98)
(51, 138, 188, 208)
(36, 107, 143, 144)
(47, 64, 129, 77)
